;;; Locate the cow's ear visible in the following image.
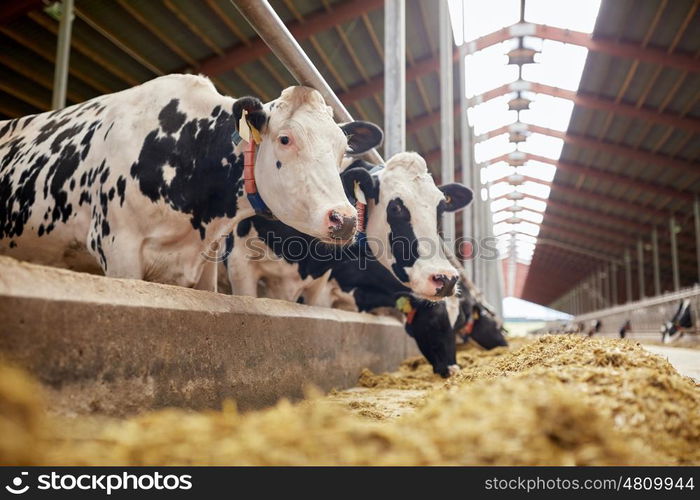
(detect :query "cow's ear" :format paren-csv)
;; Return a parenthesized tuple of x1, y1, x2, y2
(339, 121, 384, 155)
(438, 184, 473, 212)
(233, 96, 268, 135)
(341, 166, 379, 204)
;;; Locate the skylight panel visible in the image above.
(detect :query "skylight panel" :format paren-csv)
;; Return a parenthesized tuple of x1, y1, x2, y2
(524, 0, 602, 34)
(493, 211, 511, 223)
(490, 198, 513, 212)
(519, 93, 575, 131)
(464, 43, 520, 99)
(518, 209, 544, 224)
(489, 181, 516, 199)
(448, 0, 602, 276)
(493, 222, 512, 236)
(515, 233, 538, 245)
(483, 161, 515, 183)
(449, 0, 521, 45)
(518, 161, 557, 182)
(519, 181, 551, 199)
(519, 197, 547, 212)
(475, 134, 515, 163)
(521, 40, 589, 91)
(514, 221, 541, 236)
(469, 95, 517, 133)
(518, 133, 564, 160)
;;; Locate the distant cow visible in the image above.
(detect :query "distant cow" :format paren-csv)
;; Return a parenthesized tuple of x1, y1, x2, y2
(619, 319, 631, 339)
(662, 299, 693, 343)
(0, 74, 382, 289)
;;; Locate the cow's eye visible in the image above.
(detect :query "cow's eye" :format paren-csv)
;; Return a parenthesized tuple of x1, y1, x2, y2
(279, 135, 291, 145)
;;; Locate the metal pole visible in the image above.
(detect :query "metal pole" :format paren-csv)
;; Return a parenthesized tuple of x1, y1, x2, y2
(695, 196, 700, 284)
(52, 0, 74, 110)
(624, 249, 633, 303)
(439, 0, 455, 244)
(610, 261, 618, 306)
(232, 0, 382, 164)
(384, 0, 405, 158)
(637, 238, 645, 299)
(670, 215, 680, 291)
(652, 226, 661, 295)
(470, 130, 480, 285)
(459, 41, 474, 279)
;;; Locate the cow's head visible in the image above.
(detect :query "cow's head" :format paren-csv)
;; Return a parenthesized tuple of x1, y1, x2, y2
(459, 300, 508, 350)
(395, 293, 459, 378)
(343, 152, 472, 300)
(233, 87, 382, 244)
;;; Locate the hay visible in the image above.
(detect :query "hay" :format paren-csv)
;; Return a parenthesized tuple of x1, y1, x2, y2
(0, 363, 47, 465)
(1, 335, 698, 465)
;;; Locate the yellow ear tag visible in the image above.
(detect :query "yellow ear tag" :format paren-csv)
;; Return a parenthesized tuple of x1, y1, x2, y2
(353, 180, 367, 205)
(396, 296, 413, 314)
(473, 311, 480, 319)
(249, 122, 262, 145)
(238, 111, 251, 144)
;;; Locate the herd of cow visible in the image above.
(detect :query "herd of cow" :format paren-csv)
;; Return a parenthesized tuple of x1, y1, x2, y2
(0, 74, 506, 378)
(552, 298, 695, 343)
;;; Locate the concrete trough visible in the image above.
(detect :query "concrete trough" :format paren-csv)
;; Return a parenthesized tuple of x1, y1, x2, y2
(0, 256, 416, 417)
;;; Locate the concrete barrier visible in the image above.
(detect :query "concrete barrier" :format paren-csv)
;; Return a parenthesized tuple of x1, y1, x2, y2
(0, 257, 417, 417)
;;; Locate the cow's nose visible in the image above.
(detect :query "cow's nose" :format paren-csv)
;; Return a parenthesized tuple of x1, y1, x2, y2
(327, 210, 357, 241)
(431, 273, 459, 297)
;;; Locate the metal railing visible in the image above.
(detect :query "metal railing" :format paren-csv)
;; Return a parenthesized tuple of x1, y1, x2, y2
(573, 285, 700, 340)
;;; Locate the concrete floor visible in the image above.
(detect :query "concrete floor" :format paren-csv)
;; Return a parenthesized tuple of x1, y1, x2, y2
(643, 345, 700, 382)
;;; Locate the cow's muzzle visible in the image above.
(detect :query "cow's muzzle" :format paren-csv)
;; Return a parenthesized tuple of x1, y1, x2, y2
(432, 274, 459, 298)
(328, 210, 357, 241)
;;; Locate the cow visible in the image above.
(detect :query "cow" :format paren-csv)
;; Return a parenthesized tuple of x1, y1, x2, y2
(619, 319, 631, 339)
(397, 291, 508, 377)
(0, 74, 382, 290)
(661, 299, 693, 343)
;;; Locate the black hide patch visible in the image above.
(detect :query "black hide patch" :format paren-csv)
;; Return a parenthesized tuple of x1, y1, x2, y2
(158, 99, 187, 134)
(402, 297, 457, 378)
(0, 102, 103, 240)
(130, 100, 243, 240)
(387, 198, 418, 283)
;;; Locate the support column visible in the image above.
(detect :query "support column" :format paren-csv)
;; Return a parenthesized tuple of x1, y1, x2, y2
(439, 0, 455, 244)
(52, 0, 74, 110)
(384, 0, 405, 158)
(470, 130, 481, 286)
(624, 249, 633, 303)
(637, 238, 645, 299)
(652, 226, 661, 295)
(458, 41, 474, 279)
(610, 261, 618, 306)
(670, 215, 680, 291)
(695, 196, 700, 284)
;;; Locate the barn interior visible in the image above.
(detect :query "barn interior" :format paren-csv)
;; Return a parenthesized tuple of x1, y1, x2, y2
(0, 0, 699, 467)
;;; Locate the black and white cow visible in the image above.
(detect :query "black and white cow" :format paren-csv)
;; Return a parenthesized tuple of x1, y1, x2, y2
(0, 74, 382, 289)
(661, 299, 693, 343)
